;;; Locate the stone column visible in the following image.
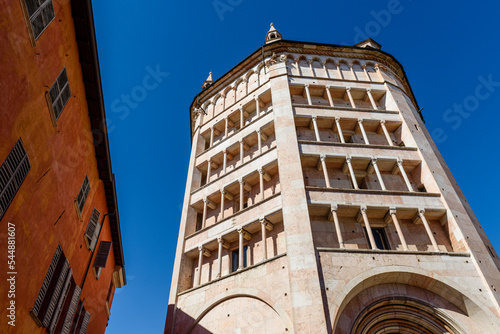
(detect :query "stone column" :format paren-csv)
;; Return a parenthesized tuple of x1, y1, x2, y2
(260, 218, 268, 261)
(346, 157, 359, 189)
(206, 159, 212, 184)
(311, 116, 321, 142)
(366, 89, 378, 110)
(397, 159, 413, 191)
(202, 197, 209, 229)
(304, 84, 312, 105)
(255, 97, 261, 117)
(237, 227, 244, 270)
(259, 168, 265, 201)
(362, 64, 371, 82)
(294, 58, 301, 76)
(221, 93, 226, 111)
(239, 179, 244, 211)
(239, 140, 244, 164)
(337, 62, 343, 79)
(308, 59, 314, 76)
(196, 246, 204, 286)
(224, 117, 229, 137)
(223, 150, 227, 174)
(389, 208, 409, 251)
(358, 118, 370, 145)
(335, 117, 345, 143)
(320, 155, 331, 188)
(371, 158, 386, 190)
(325, 86, 334, 107)
(240, 107, 245, 129)
(380, 120, 394, 146)
(330, 205, 344, 248)
(349, 64, 356, 79)
(220, 189, 225, 220)
(322, 61, 330, 78)
(361, 206, 377, 250)
(210, 126, 215, 147)
(216, 237, 223, 278)
(346, 87, 356, 108)
(419, 209, 440, 252)
(257, 129, 262, 154)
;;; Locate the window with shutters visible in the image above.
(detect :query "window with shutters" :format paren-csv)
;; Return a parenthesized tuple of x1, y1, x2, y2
(75, 175, 90, 220)
(31, 245, 83, 333)
(46, 68, 71, 126)
(93, 241, 112, 279)
(20, 0, 55, 44)
(71, 301, 91, 334)
(84, 208, 101, 251)
(105, 280, 114, 316)
(0, 139, 30, 221)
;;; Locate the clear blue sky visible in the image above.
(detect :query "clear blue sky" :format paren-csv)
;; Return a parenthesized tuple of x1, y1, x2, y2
(91, 1, 500, 332)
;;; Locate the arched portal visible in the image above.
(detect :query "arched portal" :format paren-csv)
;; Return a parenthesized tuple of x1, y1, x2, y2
(350, 297, 463, 334)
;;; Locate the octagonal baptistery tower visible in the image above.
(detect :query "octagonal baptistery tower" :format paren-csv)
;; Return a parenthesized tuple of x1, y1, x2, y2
(165, 25, 500, 334)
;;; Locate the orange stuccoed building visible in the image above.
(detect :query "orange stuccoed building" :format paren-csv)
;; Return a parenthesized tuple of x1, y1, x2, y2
(0, 0, 126, 333)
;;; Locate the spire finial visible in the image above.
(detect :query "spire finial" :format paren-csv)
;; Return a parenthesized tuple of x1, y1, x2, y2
(202, 71, 214, 89)
(265, 22, 282, 44)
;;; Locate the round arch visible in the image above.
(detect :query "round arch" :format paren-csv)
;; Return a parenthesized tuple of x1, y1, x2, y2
(330, 266, 499, 333)
(188, 289, 293, 334)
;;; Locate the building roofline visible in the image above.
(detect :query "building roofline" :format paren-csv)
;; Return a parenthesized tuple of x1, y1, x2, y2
(189, 39, 423, 139)
(70, 0, 125, 269)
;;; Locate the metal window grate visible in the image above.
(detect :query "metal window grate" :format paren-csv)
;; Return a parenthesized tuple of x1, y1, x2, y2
(25, 0, 55, 40)
(49, 67, 71, 120)
(76, 175, 90, 214)
(0, 139, 30, 221)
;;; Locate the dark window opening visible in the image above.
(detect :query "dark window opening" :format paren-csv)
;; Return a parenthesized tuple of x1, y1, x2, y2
(364, 227, 390, 250)
(200, 172, 207, 187)
(231, 245, 248, 272)
(196, 213, 203, 231)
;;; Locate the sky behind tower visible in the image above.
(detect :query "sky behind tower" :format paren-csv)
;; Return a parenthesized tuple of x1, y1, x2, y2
(90, 1, 500, 332)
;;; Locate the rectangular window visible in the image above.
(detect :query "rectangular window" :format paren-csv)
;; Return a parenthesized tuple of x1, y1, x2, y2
(31, 245, 82, 332)
(71, 301, 90, 334)
(364, 227, 390, 250)
(59, 284, 81, 334)
(105, 280, 114, 316)
(0, 139, 30, 221)
(75, 175, 90, 219)
(93, 241, 112, 279)
(22, 0, 55, 42)
(84, 208, 101, 251)
(46, 67, 71, 125)
(231, 245, 248, 272)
